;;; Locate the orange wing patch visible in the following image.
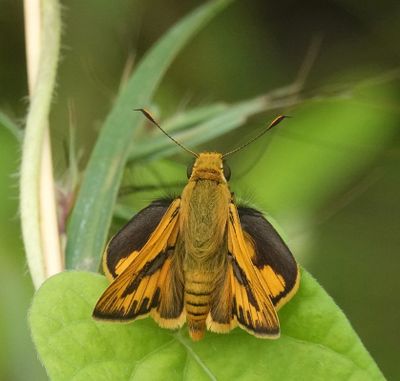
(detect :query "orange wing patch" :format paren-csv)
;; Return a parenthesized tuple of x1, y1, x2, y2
(102, 249, 135, 281)
(93, 199, 185, 327)
(244, 232, 286, 297)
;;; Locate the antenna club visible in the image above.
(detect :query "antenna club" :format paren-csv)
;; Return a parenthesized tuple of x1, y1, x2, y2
(222, 114, 289, 159)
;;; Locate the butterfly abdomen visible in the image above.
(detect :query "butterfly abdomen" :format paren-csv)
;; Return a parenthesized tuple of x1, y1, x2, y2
(184, 271, 215, 340)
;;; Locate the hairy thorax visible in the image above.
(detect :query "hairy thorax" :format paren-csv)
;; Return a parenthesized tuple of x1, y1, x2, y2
(180, 180, 230, 265)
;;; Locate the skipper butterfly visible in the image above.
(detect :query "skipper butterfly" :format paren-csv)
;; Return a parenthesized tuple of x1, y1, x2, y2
(93, 109, 300, 340)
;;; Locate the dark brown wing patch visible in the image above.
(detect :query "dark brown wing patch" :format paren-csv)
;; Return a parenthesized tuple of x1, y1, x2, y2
(104, 199, 174, 279)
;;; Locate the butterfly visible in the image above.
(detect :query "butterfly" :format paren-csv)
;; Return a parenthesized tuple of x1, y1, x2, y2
(93, 109, 300, 341)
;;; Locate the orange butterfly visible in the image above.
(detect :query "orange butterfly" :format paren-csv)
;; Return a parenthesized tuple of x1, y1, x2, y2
(93, 110, 300, 340)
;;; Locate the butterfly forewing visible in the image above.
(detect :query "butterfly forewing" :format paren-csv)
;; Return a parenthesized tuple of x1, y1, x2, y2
(93, 199, 185, 327)
(238, 206, 300, 309)
(226, 203, 280, 337)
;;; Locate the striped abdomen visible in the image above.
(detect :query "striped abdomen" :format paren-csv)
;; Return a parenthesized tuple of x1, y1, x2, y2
(184, 271, 215, 341)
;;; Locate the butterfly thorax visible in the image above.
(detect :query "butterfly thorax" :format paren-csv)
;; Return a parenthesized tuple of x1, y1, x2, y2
(180, 152, 231, 262)
(180, 180, 230, 264)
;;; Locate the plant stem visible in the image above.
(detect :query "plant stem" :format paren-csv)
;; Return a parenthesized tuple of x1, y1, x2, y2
(21, 0, 63, 288)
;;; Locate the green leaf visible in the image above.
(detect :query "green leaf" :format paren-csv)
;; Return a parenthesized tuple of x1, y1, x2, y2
(29, 270, 384, 381)
(65, 0, 234, 271)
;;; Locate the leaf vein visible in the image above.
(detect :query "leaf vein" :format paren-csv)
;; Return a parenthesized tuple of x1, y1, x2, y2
(175, 332, 217, 381)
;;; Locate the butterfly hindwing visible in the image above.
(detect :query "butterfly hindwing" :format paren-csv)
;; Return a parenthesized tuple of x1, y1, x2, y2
(238, 205, 300, 309)
(93, 198, 185, 328)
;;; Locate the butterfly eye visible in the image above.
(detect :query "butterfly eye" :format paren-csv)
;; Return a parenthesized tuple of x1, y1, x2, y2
(187, 159, 195, 179)
(223, 162, 231, 181)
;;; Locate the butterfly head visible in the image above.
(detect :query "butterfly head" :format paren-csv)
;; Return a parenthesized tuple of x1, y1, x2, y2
(187, 152, 231, 183)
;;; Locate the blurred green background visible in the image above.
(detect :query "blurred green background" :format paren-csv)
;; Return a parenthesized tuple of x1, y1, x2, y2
(1, 0, 399, 380)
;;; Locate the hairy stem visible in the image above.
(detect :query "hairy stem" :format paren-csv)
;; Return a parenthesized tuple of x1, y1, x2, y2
(21, 0, 63, 288)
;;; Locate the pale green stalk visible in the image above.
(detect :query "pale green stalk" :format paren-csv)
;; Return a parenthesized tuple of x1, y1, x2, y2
(20, 0, 62, 288)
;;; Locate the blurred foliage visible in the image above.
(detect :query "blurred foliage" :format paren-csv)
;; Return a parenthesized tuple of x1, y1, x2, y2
(0, 0, 399, 380)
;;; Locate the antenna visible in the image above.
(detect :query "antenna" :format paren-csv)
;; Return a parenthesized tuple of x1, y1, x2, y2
(135, 108, 198, 157)
(222, 115, 288, 158)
